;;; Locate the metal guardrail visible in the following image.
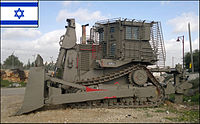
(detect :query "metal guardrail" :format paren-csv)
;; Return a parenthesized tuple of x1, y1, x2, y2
(95, 17, 157, 25)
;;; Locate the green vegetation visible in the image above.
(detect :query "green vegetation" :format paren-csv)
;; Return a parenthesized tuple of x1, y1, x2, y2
(1, 53, 56, 70)
(2, 54, 24, 69)
(164, 76, 199, 123)
(169, 93, 199, 104)
(45, 61, 56, 71)
(19, 81, 26, 87)
(183, 93, 199, 103)
(184, 49, 199, 72)
(169, 94, 175, 102)
(55, 68, 64, 79)
(0, 79, 26, 88)
(0, 79, 13, 87)
(177, 110, 199, 122)
(168, 76, 199, 104)
(164, 107, 199, 123)
(155, 104, 199, 123)
(165, 91, 199, 123)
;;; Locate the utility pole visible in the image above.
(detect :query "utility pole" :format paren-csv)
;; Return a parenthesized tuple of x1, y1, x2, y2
(188, 23, 194, 73)
(172, 56, 174, 68)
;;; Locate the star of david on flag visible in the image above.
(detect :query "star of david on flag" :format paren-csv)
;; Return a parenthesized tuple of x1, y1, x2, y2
(0, 0, 39, 28)
(14, 8, 25, 19)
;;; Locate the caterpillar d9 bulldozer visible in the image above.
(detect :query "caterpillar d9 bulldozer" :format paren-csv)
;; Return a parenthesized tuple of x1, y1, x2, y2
(15, 18, 192, 115)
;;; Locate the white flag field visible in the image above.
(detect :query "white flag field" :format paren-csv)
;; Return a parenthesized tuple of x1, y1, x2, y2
(0, 1, 38, 27)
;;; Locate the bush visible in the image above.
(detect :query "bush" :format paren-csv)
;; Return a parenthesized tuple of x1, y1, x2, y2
(183, 93, 199, 103)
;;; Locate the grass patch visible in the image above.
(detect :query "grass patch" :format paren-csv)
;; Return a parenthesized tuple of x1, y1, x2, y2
(165, 110, 199, 123)
(168, 93, 199, 105)
(177, 110, 199, 122)
(164, 106, 199, 123)
(183, 93, 199, 103)
(0, 79, 13, 87)
(0, 79, 26, 88)
(18, 81, 26, 87)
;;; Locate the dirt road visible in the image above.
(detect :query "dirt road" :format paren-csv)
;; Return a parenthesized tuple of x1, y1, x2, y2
(0, 88, 195, 123)
(1, 88, 25, 96)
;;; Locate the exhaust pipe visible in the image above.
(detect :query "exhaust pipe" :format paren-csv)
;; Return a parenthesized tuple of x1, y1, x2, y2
(81, 24, 89, 44)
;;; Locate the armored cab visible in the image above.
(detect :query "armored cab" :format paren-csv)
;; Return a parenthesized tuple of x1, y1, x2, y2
(94, 19, 157, 64)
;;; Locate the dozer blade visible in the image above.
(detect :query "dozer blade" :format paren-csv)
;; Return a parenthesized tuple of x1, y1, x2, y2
(15, 67, 45, 115)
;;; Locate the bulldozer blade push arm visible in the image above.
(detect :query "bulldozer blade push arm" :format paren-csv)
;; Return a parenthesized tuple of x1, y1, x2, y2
(48, 77, 86, 90)
(15, 67, 45, 116)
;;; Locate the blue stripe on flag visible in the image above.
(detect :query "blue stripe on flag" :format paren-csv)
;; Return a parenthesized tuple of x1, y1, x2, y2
(0, 2, 38, 7)
(1, 20, 38, 25)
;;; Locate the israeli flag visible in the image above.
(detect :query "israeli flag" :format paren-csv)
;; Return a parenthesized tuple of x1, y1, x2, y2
(0, 1, 38, 28)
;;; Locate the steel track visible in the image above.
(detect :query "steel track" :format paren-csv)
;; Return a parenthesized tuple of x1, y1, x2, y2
(68, 65, 165, 108)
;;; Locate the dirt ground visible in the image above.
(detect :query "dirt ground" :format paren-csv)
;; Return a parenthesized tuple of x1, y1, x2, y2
(2, 92, 197, 123)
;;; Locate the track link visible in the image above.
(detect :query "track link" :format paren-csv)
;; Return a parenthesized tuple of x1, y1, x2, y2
(69, 65, 165, 108)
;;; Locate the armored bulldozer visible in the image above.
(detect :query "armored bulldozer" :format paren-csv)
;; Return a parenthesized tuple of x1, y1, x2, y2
(15, 18, 192, 115)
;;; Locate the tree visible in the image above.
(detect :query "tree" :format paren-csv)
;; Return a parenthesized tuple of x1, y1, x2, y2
(26, 59, 31, 69)
(3, 54, 23, 69)
(31, 62, 35, 67)
(44, 61, 55, 71)
(184, 49, 199, 72)
(23, 59, 32, 70)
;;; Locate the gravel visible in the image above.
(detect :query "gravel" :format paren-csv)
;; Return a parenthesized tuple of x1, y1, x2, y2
(1, 93, 179, 123)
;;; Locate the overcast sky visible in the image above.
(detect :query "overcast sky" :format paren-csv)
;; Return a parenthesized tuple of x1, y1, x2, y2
(1, 1, 199, 67)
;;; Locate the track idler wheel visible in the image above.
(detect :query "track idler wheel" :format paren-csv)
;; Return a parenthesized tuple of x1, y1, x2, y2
(129, 69, 148, 86)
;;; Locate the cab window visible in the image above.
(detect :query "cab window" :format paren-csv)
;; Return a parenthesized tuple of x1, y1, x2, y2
(125, 26, 139, 40)
(110, 27, 115, 33)
(98, 28, 104, 42)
